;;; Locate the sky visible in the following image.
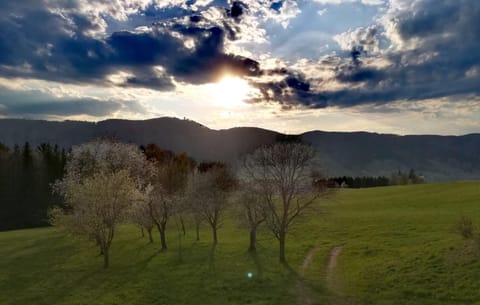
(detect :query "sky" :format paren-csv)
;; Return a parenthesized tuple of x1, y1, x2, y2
(0, 0, 479, 135)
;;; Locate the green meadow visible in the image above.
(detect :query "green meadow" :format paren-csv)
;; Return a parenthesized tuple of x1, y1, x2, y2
(1, 182, 479, 305)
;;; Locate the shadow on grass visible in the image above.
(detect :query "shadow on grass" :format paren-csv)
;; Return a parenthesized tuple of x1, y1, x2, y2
(249, 251, 265, 278)
(135, 248, 164, 271)
(0, 233, 68, 258)
(49, 268, 103, 305)
(208, 243, 217, 273)
(134, 239, 154, 255)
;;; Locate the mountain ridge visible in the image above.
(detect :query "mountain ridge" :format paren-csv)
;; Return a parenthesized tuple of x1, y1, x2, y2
(1, 117, 479, 182)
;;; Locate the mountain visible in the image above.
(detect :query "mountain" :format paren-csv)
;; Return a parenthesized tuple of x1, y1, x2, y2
(302, 131, 480, 182)
(0, 118, 281, 163)
(1, 117, 479, 182)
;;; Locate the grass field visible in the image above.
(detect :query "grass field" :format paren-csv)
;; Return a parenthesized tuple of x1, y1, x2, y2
(1, 182, 480, 305)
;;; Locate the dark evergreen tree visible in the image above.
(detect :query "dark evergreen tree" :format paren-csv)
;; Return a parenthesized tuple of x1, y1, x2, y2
(0, 142, 66, 231)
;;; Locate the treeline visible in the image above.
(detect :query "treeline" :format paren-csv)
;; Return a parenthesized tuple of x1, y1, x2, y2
(0, 139, 426, 232)
(325, 176, 390, 188)
(389, 169, 425, 185)
(50, 140, 322, 267)
(326, 170, 425, 189)
(0, 142, 66, 231)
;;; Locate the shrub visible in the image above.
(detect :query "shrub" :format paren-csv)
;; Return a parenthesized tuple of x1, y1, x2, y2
(456, 216, 475, 239)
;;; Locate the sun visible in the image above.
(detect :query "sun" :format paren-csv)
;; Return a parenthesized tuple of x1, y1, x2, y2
(207, 76, 256, 108)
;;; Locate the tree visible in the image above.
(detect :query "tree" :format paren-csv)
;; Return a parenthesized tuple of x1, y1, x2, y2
(62, 140, 151, 184)
(0, 142, 67, 231)
(235, 181, 265, 252)
(183, 186, 203, 241)
(148, 181, 173, 250)
(390, 169, 425, 185)
(22, 142, 33, 169)
(172, 153, 197, 236)
(130, 188, 155, 243)
(242, 142, 327, 263)
(142, 144, 195, 251)
(187, 164, 236, 244)
(51, 171, 141, 268)
(51, 140, 151, 267)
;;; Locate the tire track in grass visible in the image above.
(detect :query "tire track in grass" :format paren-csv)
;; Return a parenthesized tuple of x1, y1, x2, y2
(296, 246, 321, 305)
(296, 245, 349, 305)
(325, 245, 361, 305)
(326, 245, 344, 293)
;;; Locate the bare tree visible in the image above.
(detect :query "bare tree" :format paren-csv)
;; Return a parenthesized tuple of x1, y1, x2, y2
(242, 142, 326, 263)
(193, 209, 203, 241)
(144, 145, 196, 251)
(187, 164, 236, 244)
(130, 190, 155, 243)
(181, 190, 203, 241)
(148, 181, 172, 251)
(173, 153, 197, 235)
(235, 181, 265, 252)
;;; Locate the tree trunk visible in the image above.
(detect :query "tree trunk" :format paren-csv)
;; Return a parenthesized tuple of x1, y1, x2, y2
(156, 223, 168, 250)
(248, 228, 257, 252)
(212, 226, 218, 244)
(279, 232, 286, 263)
(147, 227, 153, 243)
(195, 223, 200, 241)
(103, 246, 109, 268)
(160, 225, 167, 250)
(95, 236, 104, 256)
(141, 227, 145, 237)
(180, 216, 186, 236)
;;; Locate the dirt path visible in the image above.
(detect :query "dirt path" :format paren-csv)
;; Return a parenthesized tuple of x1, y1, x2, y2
(326, 245, 344, 292)
(296, 245, 344, 305)
(325, 245, 363, 305)
(301, 246, 321, 275)
(296, 246, 321, 305)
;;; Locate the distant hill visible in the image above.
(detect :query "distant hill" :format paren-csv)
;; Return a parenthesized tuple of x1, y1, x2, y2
(1, 117, 479, 182)
(302, 131, 480, 182)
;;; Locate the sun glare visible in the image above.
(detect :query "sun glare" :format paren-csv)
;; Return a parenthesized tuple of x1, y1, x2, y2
(207, 76, 256, 108)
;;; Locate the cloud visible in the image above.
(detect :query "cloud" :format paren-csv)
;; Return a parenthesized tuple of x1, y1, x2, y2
(0, 0, 479, 115)
(0, 86, 145, 118)
(334, 26, 380, 54)
(313, 0, 385, 6)
(0, 0, 266, 90)
(317, 8, 328, 15)
(245, 0, 480, 110)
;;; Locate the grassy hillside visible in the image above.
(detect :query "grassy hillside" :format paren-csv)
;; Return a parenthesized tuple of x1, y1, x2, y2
(1, 182, 480, 305)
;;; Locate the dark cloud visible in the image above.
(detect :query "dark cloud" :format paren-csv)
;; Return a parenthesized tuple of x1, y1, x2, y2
(3, 100, 119, 117)
(228, 1, 247, 20)
(396, 1, 461, 40)
(0, 0, 260, 90)
(251, 73, 327, 109)
(1, 0, 479, 112)
(0, 88, 145, 117)
(332, 0, 480, 106)
(249, 0, 480, 109)
(122, 72, 174, 90)
(333, 44, 385, 84)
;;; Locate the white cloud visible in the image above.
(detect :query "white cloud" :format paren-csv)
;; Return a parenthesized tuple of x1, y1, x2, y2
(58, 0, 154, 20)
(242, 0, 301, 28)
(334, 25, 380, 53)
(317, 8, 328, 15)
(313, 0, 385, 6)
